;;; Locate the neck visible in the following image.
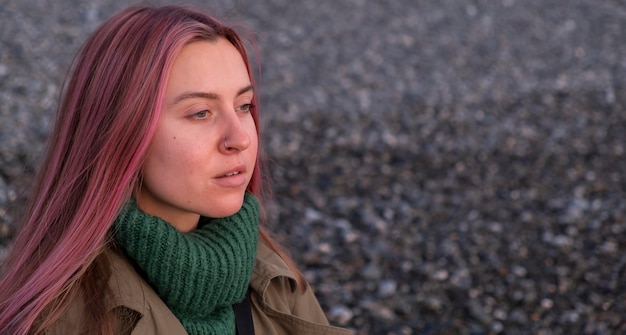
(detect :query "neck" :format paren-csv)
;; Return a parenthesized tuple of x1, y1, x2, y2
(132, 190, 200, 232)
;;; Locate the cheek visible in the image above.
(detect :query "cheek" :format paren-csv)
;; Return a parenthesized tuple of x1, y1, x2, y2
(144, 135, 198, 179)
(246, 119, 259, 149)
(247, 124, 259, 159)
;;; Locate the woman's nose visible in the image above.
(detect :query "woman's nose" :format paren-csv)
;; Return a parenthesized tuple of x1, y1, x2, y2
(220, 114, 251, 153)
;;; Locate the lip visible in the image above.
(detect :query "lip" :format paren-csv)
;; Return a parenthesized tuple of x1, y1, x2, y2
(213, 164, 247, 188)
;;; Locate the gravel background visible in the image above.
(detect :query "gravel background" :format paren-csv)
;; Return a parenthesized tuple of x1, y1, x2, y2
(1, 0, 626, 334)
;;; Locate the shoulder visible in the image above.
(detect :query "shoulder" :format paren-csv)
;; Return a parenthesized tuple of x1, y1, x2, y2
(249, 242, 353, 335)
(250, 239, 298, 296)
(105, 250, 188, 334)
(47, 249, 187, 335)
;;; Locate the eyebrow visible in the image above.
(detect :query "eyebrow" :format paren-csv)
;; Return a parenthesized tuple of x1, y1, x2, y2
(172, 85, 254, 105)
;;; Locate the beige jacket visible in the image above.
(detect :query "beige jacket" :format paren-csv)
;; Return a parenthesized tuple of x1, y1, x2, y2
(47, 242, 352, 335)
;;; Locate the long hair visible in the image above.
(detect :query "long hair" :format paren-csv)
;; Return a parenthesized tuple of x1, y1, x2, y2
(0, 5, 303, 334)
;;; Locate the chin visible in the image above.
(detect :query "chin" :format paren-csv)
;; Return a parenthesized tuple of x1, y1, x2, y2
(206, 195, 245, 218)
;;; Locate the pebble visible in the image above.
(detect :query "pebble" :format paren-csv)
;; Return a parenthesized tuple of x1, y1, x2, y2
(329, 305, 354, 325)
(378, 279, 397, 297)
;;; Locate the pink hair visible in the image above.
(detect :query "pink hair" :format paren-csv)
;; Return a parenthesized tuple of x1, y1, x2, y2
(0, 5, 295, 334)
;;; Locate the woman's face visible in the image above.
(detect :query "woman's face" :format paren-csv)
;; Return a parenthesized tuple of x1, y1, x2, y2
(135, 38, 258, 232)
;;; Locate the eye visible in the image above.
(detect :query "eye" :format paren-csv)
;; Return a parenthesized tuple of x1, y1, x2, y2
(191, 110, 210, 119)
(237, 103, 255, 113)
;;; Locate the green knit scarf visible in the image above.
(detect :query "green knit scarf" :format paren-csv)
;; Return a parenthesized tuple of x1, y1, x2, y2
(112, 193, 259, 335)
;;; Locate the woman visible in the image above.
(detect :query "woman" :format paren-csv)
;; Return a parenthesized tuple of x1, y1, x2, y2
(0, 5, 351, 335)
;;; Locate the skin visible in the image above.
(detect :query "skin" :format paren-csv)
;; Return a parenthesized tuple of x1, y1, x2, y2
(134, 38, 258, 232)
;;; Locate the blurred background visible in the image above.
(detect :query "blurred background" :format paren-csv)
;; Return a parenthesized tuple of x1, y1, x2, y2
(1, 0, 625, 334)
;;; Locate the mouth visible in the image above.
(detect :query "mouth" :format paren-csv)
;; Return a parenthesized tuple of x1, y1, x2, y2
(223, 171, 241, 177)
(214, 166, 247, 188)
(216, 164, 246, 178)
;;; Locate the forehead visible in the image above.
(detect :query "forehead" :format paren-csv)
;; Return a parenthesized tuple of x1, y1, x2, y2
(165, 38, 250, 99)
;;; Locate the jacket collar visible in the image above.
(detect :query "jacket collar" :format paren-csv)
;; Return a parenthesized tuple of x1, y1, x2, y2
(104, 250, 188, 333)
(249, 242, 299, 296)
(105, 250, 158, 313)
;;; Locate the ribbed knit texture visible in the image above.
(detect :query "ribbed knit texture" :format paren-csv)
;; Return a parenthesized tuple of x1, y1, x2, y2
(112, 193, 259, 335)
